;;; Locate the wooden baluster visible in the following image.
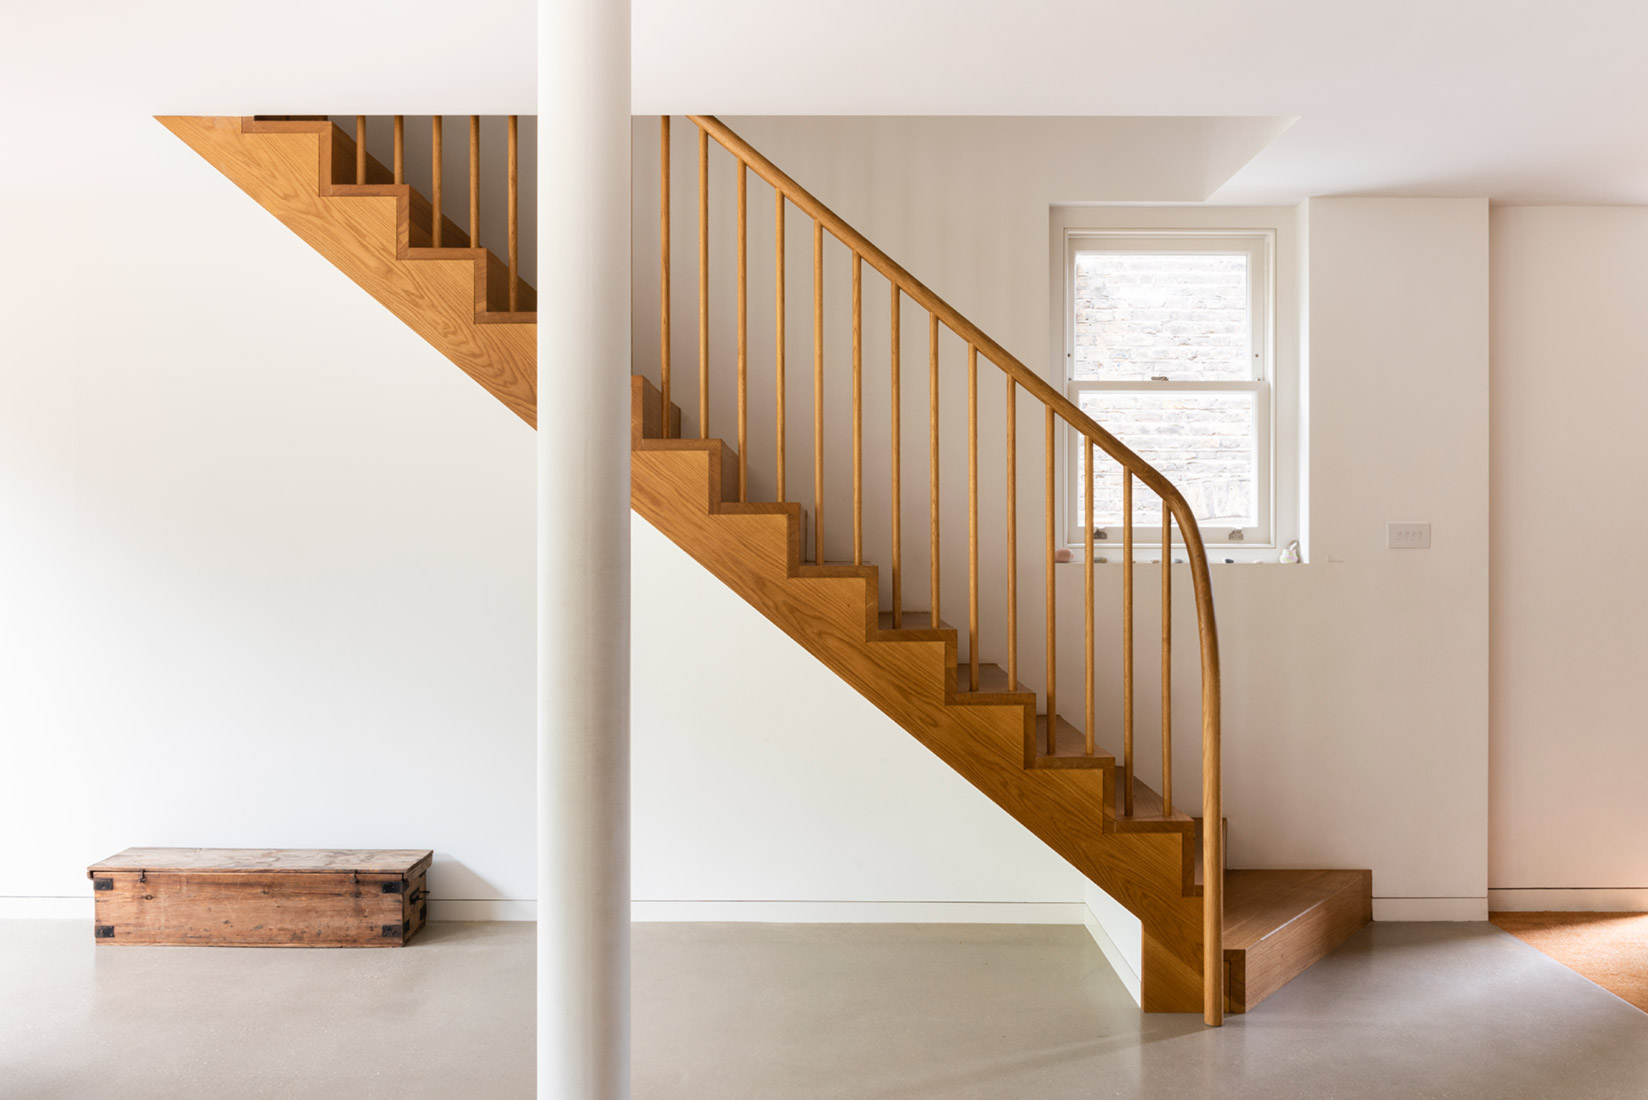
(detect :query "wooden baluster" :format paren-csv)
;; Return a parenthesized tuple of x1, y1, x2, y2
(507, 116, 519, 311)
(1085, 439, 1095, 755)
(1122, 470, 1135, 817)
(929, 314, 940, 626)
(659, 117, 671, 436)
(967, 345, 979, 692)
(813, 218, 824, 564)
(852, 254, 863, 566)
(393, 116, 404, 184)
(1204, 639, 1224, 1027)
(890, 286, 901, 627)
(1005, 379, 1017, 687)
(1162, 499, 1173, 818)
(431, 116, 443, 246)
(355, 115, 366, 185)
(698, 125, 709, 439)
(468, 116, 480, 247)
(775, 194, 785, 500)
(1044, 407, 1056, 752)
(737, 162, 747, 500)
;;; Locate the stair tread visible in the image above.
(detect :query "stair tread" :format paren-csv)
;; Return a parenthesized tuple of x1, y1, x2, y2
(1223, 868, 1371, 951)
(1033, 714, 1114, 768)
(953, 661, 1032, 697)
(875, 611, 954, 634)
(1219, 867, 1372, 1013)
(799, 564, 873, 579)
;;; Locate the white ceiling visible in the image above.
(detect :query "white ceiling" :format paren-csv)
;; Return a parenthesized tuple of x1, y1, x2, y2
(632, 0, 1648, 204)
(15, 1, 1643, 205)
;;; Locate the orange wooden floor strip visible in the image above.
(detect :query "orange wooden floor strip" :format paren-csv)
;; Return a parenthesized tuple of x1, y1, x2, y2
(1490, 911, 1648, 1013)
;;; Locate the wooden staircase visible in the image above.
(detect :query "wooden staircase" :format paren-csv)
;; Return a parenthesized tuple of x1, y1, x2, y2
(631, 376, 1369, 1015)
(163, 113, 1371, 1021)
(156, 115, 537, 426)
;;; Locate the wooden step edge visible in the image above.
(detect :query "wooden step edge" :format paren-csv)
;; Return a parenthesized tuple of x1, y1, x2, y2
(869, 610, 954, 645)
(402, 245, 486, 260)
(242, 118, 331, 134)
(949, 662, 1038, 708)
(874, 611, 954, 632)
(475, 311, 537, 325)
(1109, 765, 1195, 835)
(798, 564, 876, 581)
(717, 501, 796, 517)
(1222, 868, 1373, 1014)
(1028, 714, 1114, 771)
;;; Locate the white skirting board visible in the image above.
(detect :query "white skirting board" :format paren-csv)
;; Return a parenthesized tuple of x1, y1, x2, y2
(34, 894, 1616, 925)
(1082, 886, 1143, 1005)
(1372, 897, 1489, 921)
(1488, 888, 1648, 912)
(630, 900, 1087, 924)
(427, 899, 538, 921)
(0, 896, 1091, 924)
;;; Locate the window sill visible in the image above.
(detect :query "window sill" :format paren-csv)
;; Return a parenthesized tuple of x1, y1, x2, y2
(1059, 546, 1299, 566)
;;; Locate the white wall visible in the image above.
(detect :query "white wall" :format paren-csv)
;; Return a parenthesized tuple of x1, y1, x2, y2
(631, 516, 1088, 922)
(1288, 197, 1491, 917)
(1488, 207, 1648, 912)
(0, 3, 538, 918)
(0, 3, 1523, 926)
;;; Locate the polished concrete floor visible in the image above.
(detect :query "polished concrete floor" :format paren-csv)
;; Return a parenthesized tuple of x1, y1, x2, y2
(2, 919, 1645, 1099)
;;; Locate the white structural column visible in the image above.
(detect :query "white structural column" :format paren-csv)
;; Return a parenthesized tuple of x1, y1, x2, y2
(537, 0, 631, 1096)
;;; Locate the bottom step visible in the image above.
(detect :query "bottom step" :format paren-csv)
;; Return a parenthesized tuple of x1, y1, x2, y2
(1224, 868, 1372, 1013)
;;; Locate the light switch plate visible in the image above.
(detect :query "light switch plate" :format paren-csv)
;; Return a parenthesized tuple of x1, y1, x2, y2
(1387, 522, 1431, 549)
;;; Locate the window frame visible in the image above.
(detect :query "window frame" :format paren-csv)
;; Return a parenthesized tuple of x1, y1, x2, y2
(1061, 229, 1277, 549)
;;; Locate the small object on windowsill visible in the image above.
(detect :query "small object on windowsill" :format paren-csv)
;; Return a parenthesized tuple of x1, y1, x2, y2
(1280, 539, 1301, 564)
(1096, 557, 1108, 564)
(1224, 558, 1235, 564)
(1054, 547, 1074, 563)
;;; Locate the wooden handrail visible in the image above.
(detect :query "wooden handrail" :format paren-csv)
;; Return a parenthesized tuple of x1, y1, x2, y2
(681, 114, 1223, 1026)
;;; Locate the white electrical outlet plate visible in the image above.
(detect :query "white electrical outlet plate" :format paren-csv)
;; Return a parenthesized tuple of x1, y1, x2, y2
(1387, 522, 1431, 549)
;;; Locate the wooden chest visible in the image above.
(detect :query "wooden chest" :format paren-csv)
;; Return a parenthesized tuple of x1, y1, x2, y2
(86, 848, 432, 947)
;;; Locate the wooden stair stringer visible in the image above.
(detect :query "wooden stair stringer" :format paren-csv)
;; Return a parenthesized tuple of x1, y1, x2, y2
(629, 382, 1206, 1012)
(155, 115, 537, 426)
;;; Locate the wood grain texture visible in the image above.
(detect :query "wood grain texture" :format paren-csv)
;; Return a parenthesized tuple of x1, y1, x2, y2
(92, 871, 419, 947)
(90, 848, 432, 874)
(1005, 379, 1017, 686)
(660, 116, 672, 435)
(890, 285, 902, 627)
(508, 115, 519, 313)
(1223, 869, 1371, 1013)
(88, 849, 432, 948)
(158, 116, 536, 426)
